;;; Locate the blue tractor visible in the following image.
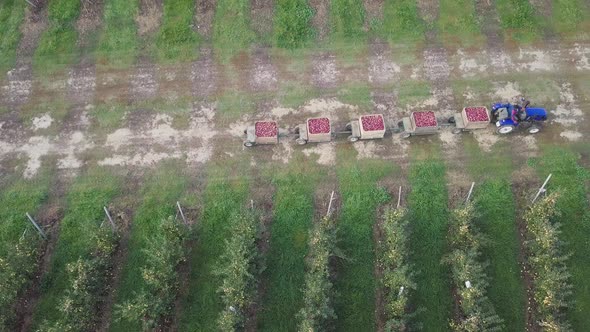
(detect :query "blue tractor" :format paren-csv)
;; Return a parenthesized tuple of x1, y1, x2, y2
(491, 98, 547, 135)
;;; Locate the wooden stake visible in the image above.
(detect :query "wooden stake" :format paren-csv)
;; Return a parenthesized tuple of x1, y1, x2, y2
(25, 0, 38, 8)
(103, 206, 116, 231)
(26, 213, 46, 240)
(397, 186, 402, 209)
(466, 182, 475, 204)
(326, 191, 335, 217)
(176, 201, 188, 225)
(532, 174, 552, 203)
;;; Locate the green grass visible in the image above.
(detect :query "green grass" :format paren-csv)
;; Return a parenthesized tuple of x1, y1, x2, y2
(374, 0, 425, 45)
(34, 0, 81, 74)
(88, 102, 129, 135)
(474, 180, 526, 330)
(333, 154, 392, 331)
(337, 83, 373, 109)
(496, 0, 542, 43)
(531, 148, 590, 331)
(97, 0, 139, 67)
(552, 0, 589, 39)
(0, 0, 26, 72)
(328, 0, 366, 57)
(212, 0, 256, 61)
(216, 92, 256, 124)
(155, 0, 199, 62)
(31, 168, 121, 329)
(273, 0, 315, 49)
(109, 163, 188, 332)
(0, 174, 50, 257)
(396, 81, 431, 108)
(407, 160, 452, 331)
(179, 166, 249, 331)
(437, 0, 484, 47)
(258, 166, 318, 331)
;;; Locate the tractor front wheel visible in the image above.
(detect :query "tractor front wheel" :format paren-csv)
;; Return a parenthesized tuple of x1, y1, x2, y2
(496, 125, 515, 135)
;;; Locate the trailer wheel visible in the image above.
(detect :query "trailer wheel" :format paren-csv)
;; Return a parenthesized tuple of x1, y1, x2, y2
(401, 132, 411, 139)
(347, 135, 359, 142)
(345, 123, 352, 131)
(244, 141, 254, 147)
(448, 117, 456, 124)
(528, 126, 540, 134)
(496, 125, 515, 135)
(452, 128, 462, 134)
(296, 138, 307, 145)
(397, 121, 404, 128)
(294, 127, 300, 134)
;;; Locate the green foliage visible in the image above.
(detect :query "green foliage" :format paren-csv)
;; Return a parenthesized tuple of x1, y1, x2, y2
(155, 0, 199, 62)
(329, 0, 365, 41)
(117, 217, 189, 330)
(437, 0, 483, 46)
(334, 160, 391, 331)
(259, 171, 316, 331)
(34, 0, 81, 73)
(298, 216, 338, 331)
(0, 232, 39, 330)
(523, 193, 573, 331)
(97, 0, 139, 67)
(39, 228, 119, 331)
(443, 204, 504, 331)
(273, 0, 315, 49)
(0, 0, 25, 71)
(374, 0, 425, 44)
(474, 180, 526, 330)
(496, 0, 541, 42)
(552, 0, 587, 37)
(31, 170, 120, 330)
(407, 161, 452, 331)
(212, 0, 256, 60)
(214, 210, 260, 331)
(380, 208, 416, 332)
(179, 167, 248, 331)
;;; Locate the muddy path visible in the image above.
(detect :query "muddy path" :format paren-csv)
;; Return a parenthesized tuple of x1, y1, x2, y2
(309, 0, 330, 41)
(194, 0, 216, 39)
(250, 0, 274, 39)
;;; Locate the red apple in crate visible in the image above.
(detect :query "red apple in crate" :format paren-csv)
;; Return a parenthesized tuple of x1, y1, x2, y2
(255, 121, 278, 137)
(308, 118, 331, 134)
(361, 114, 385, 131)
(464, 107, 489, 122)
(412, 111, 437, 127)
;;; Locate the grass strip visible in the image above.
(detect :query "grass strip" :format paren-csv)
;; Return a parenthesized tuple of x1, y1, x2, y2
(109, 164, 188, 332)
(329, 0, 366, 55)
(179, 168, 249, 331)
(273, 0, 315, 49)
(552, 0, 589, 38)
(407, 160, 452, 331)
(97, 0, 139, 67)
(155, 0, 199, 62)
(258, 169, 316, 331)
(496, 0, 542, 43)
(212, 0, 256, 61)
(31, 168, 120, 330)
(34, 0, 81, 74)
(0, 0, 26, 72)
(0, 174, 50, 328)
(334, 159, 391, 331)
(531, 148, 590, 330)
(474, 179, 526, 331)
(374, 0, 425, 45)
(437, 0, 483, 47)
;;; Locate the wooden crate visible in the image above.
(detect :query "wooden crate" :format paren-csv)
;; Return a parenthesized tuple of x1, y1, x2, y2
(461, 107, 490, 130)
(254, 121, 279, 144)
(306, 117, 332, 142)
(359, 114, 386, 139)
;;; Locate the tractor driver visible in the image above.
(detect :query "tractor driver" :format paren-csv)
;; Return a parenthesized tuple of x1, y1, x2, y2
(511, 99, 530, 123)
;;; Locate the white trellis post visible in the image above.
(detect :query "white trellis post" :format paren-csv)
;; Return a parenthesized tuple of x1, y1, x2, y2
(397, 186, 402, 209)
(176, 201, 188, 225)
(465, 182, 475, 204)
(103, 206, 116, 232)
(24, 0, 38, 8)
(326, 191, 336, 217)
(26, 212, 47, 240)
(532, 174, 552, 203)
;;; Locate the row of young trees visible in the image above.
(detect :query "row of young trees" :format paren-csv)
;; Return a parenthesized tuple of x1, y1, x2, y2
(0, 231, 40, 330)
(444, 204, 503, 331)
(39, 228, 119, 331)
(379, 207, 416, 331)
(523, 193, 573, 331)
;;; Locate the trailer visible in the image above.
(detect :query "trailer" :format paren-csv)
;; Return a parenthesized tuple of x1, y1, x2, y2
(295, 117, 332, 145)
(448, 106, 491, 134)
(243, 120, 287, 147)
(397, 111, 440, 138)
(344, 114, 387, 142)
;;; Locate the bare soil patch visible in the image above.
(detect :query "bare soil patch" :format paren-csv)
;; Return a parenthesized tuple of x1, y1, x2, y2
(473, 0, 502, 47)
(76, 0, 105, 48)
(191, 47, 218, 97)
(1, 65, 33, 106)
(17, 1, 48, 58)
(136, 0, 163, 37)
(67, 64, 97, 105)
(195, 0, 216, 38)
(364, 0, 384, 28)
(529, 0, 552, 17)
(312, 53, 339, 89)
(250, 47, 278, 91)
(309, 0, 330, 40)
(368, 41, 400, 85)
(130, 63, 159, 101)
(250, 0, 274, 38)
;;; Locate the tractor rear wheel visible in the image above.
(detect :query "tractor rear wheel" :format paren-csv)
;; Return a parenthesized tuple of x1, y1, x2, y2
(496, 125, 515, 135)
(528, 126, 540, 134)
